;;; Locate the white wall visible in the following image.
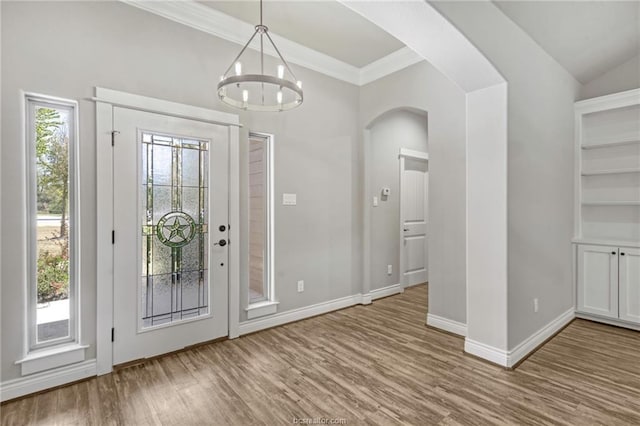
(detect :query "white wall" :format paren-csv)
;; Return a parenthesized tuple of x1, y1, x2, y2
(1, 0, 584, 382)
(369, 110, 428, 289)
(0, 0, 360, 382)
(580, 55, 640, 100)
(465, 83, 509, 351)
(360, 62, 467, 323)
(432, 1, 581, 350)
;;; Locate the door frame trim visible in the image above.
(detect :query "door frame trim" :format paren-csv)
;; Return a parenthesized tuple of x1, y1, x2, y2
(95, 87, 240, 375)
(399, 148, 429, 289)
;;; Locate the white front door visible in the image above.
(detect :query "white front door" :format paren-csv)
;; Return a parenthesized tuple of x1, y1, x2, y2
(401, 156, 429, 287)
(112, 107, 229, 365)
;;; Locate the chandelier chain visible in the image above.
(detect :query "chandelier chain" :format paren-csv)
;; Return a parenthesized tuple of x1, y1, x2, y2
(222, 29, 259, 77)
(264, 31, 298, 81)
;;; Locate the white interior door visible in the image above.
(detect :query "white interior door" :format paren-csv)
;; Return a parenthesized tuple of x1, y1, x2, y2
(112, 107, 229, 365)
(577, 245, 618, 319)
(401, 156, 428, 287)
(619, 247, 640, 324)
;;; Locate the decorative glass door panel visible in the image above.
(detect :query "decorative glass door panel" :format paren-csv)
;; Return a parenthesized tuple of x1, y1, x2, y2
(141, 133, 210, 328)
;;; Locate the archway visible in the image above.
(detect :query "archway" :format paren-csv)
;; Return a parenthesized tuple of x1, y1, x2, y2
(361, 107, 429, 303)
(341, 0, 510, 360)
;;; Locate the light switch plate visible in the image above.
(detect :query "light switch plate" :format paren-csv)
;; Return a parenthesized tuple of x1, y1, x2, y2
(283, 193, 297, 205)
(373, 196, 378, 207)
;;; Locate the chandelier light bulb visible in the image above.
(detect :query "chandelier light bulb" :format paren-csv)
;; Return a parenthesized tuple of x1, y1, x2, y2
(235, 62, 242, 76)
(242, 89, 249, 103)
(277, 65, 285, 79)
(220, 76, 227, 95)
(296, 81, 302, 89)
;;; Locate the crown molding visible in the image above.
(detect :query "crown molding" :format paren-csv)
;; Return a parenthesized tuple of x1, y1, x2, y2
(121, 0, 360, 84)
(359, 46, 424, 85)
(120, 0, 422, 86)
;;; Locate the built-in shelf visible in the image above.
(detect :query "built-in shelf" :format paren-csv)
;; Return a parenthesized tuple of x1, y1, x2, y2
(581, 138, 640, 150)
(582, 201, 640, 206)
(574, 90, 640, 332)
(581, 168, 640, 176)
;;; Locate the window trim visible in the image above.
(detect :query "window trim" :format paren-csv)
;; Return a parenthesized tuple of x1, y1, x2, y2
(24, 92, 81, 354)
(247, 132, 275, 314)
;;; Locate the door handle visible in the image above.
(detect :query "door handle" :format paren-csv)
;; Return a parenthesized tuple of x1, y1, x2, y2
(214, 239, 227, 247)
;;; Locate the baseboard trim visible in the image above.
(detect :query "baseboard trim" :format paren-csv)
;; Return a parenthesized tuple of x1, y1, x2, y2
(464, 308, 576, 368)
(370, 283, 402, 300)
(464, 339, 508, 366)
(238, 284, 404, 336)
(361, 293, 372, 305)
(239, 294, 363, 336)
(1, 360, 97, 403)
(507, 308, 575, 367)
(576, 312, 640, 331)
(426, 314, 467, 337)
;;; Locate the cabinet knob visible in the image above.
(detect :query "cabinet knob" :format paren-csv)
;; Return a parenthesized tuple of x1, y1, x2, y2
(611, 251, 616, 255)
(620, 252, 625, 256)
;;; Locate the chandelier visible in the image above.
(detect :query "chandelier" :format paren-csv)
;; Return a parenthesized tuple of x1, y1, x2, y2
(217, 0, 303, 112)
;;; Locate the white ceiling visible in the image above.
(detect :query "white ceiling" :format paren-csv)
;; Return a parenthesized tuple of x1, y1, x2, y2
(130, 1, 638, 86)
(494, 1, 640, 84)
(198, 1, 405, 68)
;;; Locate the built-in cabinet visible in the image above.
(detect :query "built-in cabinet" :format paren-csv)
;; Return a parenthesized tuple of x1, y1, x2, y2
(573, 89, 640, 329)
(619, 247, 640, 323)
(577, 245, 639, 325)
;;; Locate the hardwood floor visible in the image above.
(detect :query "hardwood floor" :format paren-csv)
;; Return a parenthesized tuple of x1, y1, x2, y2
(2, 284, 640, 425)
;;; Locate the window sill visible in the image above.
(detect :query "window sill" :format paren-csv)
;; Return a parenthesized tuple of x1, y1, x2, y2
(246, 301, 279, 320)
(16, 344, 89, 376)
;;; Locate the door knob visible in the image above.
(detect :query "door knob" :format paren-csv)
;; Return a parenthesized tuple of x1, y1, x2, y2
(215, 239, 227, 247)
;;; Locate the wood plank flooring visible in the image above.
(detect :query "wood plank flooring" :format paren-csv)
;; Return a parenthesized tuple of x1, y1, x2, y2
(2, 284, 640, 425)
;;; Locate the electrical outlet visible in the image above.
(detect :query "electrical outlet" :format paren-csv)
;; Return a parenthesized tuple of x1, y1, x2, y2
(387, 265, 392, 275)
(297, 280, 304, 293)
(534, 298, 539, 313)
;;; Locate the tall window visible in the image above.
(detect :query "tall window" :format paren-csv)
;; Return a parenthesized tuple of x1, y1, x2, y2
(27, 94, 78, 349)
(248, 133, 273, 304)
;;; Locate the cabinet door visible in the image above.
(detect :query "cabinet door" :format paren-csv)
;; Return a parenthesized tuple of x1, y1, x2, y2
(577, 245, 618, 318)
(619, 247, 640, 324)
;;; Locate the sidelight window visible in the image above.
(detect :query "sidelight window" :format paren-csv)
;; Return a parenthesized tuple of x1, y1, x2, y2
(26, 94, 79, 350)
(247, 133, 275, 316)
